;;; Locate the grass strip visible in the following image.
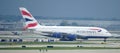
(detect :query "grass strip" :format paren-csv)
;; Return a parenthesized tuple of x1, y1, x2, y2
(0, 47, 120, 50)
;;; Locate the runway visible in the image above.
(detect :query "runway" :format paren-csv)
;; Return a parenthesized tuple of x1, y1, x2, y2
(0, 49, 120, 53)
(0, 43, 120, 48)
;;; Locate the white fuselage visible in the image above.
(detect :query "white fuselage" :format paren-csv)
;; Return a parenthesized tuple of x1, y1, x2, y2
(35, 26, 112, 38)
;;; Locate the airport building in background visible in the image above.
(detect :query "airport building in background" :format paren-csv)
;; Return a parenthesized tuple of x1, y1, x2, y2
(0, 19, 120, 31)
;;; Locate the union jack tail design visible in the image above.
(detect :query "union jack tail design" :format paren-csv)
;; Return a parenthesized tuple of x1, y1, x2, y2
(19, 7, 41, 30)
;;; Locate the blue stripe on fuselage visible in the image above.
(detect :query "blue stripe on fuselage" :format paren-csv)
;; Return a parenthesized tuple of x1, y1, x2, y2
(85, 36, 109, 38)
(80, 36, 110, 39)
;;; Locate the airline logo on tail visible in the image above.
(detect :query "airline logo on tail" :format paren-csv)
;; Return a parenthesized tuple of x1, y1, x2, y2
(19, 7, 40, 30)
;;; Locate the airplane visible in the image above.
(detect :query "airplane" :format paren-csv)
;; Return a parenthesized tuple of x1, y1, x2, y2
(19, 7, 112, 42)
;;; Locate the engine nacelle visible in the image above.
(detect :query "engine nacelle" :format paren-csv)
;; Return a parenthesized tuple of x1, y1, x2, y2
(52, 33, 77, 41)
(67, 34, 77, 41)
(52, 32, 62, 38)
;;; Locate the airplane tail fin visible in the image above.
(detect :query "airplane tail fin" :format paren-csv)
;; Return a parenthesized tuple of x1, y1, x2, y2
(19, 7, 41, 30)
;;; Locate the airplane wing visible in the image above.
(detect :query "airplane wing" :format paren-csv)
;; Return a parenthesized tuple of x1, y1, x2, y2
(33, 30, 85, 39)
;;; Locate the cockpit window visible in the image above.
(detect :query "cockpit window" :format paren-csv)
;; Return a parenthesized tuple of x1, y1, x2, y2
(98, 30, 102, 32)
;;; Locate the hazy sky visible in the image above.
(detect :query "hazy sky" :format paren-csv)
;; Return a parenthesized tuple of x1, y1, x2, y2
(0, 0, 120, 18)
